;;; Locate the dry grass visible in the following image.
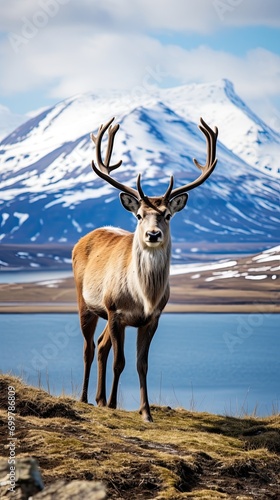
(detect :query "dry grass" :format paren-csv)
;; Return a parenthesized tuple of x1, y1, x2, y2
(1, 374, 279, 499)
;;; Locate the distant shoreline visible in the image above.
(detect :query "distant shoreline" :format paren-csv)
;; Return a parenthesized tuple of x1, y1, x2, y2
(0, 303, 279, 314)
(1, 246, 279, 314)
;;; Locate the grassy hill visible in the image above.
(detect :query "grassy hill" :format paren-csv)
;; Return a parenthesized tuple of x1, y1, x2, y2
(0, 374, 279, 499)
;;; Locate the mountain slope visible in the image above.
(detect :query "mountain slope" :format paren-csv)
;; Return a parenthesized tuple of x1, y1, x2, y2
(0, 104, 27, 141)
(0, 80, 279, 261)
(162, 79, 280, 177)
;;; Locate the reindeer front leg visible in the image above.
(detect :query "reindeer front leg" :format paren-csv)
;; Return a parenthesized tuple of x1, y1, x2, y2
(80, 309, 99, 403)
(96, 324, 111, 407)
(137, 316, 159, 422)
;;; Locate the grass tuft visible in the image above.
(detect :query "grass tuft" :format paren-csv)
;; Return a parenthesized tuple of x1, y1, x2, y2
(0, 374, 279, 499)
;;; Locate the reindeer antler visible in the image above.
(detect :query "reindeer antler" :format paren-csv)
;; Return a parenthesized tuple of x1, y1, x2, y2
(91, 117, 122, 174)
(168, 118, 218, 199)
(91, 116, 218, 202)
(91, 117, 144, 200)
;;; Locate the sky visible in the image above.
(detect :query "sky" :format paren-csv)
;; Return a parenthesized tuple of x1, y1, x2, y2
(0, 0, 280, 130)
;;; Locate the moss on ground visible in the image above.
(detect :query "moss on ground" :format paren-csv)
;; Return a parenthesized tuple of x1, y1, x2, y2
(1, 374, 279, 499)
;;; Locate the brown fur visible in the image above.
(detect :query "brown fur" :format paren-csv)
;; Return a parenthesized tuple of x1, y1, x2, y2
(72, 195, 186, 422)
(73, 116, 217, 421)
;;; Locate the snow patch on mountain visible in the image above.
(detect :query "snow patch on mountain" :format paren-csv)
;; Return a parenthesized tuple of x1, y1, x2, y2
(0, 104, 27, 141)
(0, 79, 279, 251)
(161, 80, 280, 177)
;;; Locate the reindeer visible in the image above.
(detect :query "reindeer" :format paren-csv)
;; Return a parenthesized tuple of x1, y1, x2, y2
(72, 116, 218, 422)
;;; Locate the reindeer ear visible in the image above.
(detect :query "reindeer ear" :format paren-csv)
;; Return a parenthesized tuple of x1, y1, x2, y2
(169, 194, 188, 215)
(120, 193, 140, 214)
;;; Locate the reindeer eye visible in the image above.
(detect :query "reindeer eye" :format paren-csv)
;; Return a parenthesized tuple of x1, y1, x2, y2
(165, 213, 171, 221)
(136, 214, 142, 220)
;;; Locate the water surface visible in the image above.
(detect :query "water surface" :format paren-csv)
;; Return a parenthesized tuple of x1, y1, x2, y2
(1, 313, 279, 416)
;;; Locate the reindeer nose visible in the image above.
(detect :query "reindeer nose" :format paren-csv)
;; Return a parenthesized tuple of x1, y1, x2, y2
(146, 230, 162, 243)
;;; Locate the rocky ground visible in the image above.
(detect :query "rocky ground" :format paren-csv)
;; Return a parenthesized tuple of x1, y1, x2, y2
(0, 375, 280, 499)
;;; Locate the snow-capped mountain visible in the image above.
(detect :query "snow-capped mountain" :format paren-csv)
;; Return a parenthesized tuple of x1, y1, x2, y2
(162, 80, 280, 178)
(0, 79, 279, 263)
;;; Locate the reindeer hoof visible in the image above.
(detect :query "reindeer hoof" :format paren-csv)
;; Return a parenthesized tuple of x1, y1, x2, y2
(140, 409, 153, 423)
(96, 399, 107, 407)
(107, 401, 117, 409)
(143, 415, 153, 423)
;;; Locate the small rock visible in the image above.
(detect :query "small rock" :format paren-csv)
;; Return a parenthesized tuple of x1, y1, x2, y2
(0, 457, 107, 500)
(34, 479, 107, 499)
(0, 457, 44, 499)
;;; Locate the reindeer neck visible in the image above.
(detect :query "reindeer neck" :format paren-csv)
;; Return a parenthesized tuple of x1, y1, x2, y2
(131, 234, 171, 310)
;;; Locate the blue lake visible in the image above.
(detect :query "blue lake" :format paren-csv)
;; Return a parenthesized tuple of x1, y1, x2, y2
(1, 313, 279, 417)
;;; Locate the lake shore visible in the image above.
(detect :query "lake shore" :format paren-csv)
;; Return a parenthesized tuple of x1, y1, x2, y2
(0, 246, 279, 313)
(0, 273, 279, 314)
(0, 276, 279, 313)
(0, 302, 279, 314)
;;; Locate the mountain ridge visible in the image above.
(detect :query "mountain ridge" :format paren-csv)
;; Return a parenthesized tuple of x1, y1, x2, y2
(0, 79, 279, 266)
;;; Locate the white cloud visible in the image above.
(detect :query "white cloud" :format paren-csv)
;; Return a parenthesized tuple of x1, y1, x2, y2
(0, 0, 279, 129)
(166, 46, 280, 100)
(1, 0, 280, 33)
(1, 25, 280, 104)
(213, 0, 280, 27)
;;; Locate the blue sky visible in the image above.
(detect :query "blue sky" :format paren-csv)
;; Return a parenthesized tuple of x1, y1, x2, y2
(0, 0, 279, 129)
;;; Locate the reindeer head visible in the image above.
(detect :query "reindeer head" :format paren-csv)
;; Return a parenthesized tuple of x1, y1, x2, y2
(119, 189, 187, 248)
(91, 117, 218, 249)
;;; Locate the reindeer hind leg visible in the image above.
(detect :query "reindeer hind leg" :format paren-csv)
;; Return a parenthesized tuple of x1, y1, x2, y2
(80, 307, 99, 403)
